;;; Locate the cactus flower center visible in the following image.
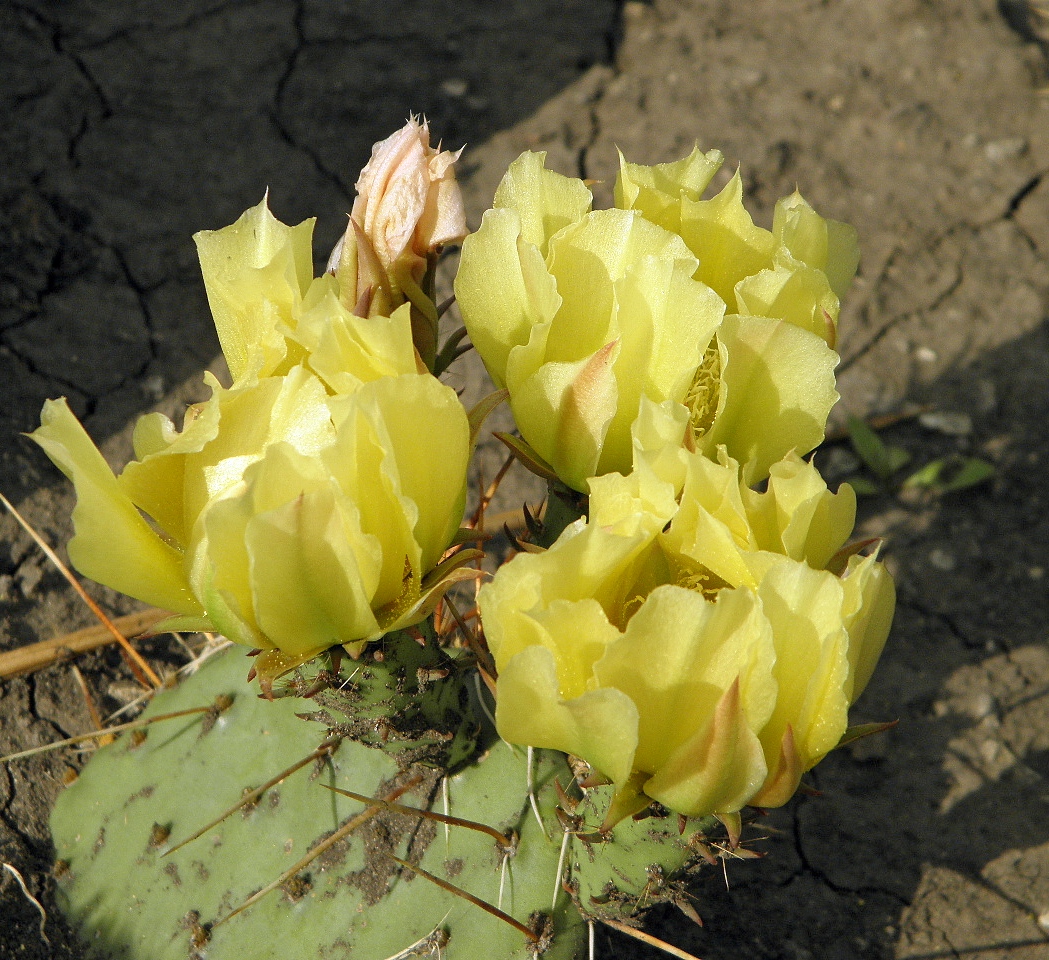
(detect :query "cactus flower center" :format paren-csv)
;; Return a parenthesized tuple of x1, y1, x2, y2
(684, 339, 721, 445)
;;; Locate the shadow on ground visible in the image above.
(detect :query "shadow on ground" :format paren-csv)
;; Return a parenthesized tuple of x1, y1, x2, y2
(0, 0, 624, 497)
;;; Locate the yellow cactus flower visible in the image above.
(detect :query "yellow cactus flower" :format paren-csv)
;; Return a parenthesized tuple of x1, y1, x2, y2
(481, 400, 894, 823)
(30, 367, 471, 659)
(456, 148, 852, 490)
(194, 197, 422, 388)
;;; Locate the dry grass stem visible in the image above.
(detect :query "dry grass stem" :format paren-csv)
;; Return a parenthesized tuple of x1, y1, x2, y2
(213, 776, 421, 928)
(2, 861, 50, 944)
(0, 493, 163, 688)
(599, 919, 703, 960)
(0, 608, 170, 682)
(0, 704, 217, 763)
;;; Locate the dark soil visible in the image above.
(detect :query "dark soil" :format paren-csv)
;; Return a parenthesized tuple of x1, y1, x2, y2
(2, 1, 1049, 958)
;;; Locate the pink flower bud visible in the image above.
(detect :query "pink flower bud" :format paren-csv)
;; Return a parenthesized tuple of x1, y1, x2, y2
(348, 117, 467, 290)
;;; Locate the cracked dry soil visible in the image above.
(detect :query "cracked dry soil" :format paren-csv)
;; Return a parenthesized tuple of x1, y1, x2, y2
(2, 1, 1049, 958)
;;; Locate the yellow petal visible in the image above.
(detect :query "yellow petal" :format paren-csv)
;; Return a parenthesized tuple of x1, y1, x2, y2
(455, 208, 561, 388)
(247, 479, 383, 655)
(496, 644, 640, 787)
(756, 560, 850, 776)
(507, 341, 620, 492)
(350, 374, 470, 573)
(29, 399, 201, 617)
(493, 150, 593, 255)
(700, 315, 839, 483)
(643, 678, 770, 817)
(679, 169, 776, 306)
(773, 190, 860, 299)
(598, 255, 724, 475)
(544, 209, 696, 364)
(194, 197, 314, 382)
(840, 552, 896, 700)
(614, 144, 725, 234)
(324, 401, 419, 611)
(748, 723, 804, 808)
(662, 451, 756, 588)
(594, 585, 776, 775)
(743, 451, 857, 568)
(298, 286, 418, 393)
(734, 249, 840, 345)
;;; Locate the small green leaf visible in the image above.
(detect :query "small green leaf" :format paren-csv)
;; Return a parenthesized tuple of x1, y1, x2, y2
(494, 431, 560, 483)
(904, 456, 995, 493)
(826, 537, 882, 576)
(835, 719, 899, 750)
(847, 415, 890, 478)
(941, 457, 995, 492)
(849, 476, 882, 496)
(903, 459, 945, 489)
(433, 325, 472, 377)
(884, 445, 911, 474)
(466, 388, 509, 448)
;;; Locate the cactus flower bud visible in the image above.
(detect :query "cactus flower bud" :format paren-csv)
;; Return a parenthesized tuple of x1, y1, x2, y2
(480, 400, 894, 824)
(329, 116, 467, 307)
(456, 149, 847, 491)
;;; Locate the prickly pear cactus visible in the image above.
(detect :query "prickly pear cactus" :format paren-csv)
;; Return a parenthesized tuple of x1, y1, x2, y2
(50, 634, 713, 959)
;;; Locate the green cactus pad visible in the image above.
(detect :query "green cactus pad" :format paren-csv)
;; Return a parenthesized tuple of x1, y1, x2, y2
(51, 641, 719, 958)
(50, 647, 585, 959)
(273, 628, 479, 770)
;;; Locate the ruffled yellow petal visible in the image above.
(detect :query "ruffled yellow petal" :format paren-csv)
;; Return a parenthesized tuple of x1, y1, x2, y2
(644, 678, 769, 817)
(734, 249, 840, 345)
(700, 315, 839, 483)
(679, 169, 776, 305)
(840, 552, 896, 700)
(492, 150, 593, 255)
(743, 451, 857, 568)
(773, 190, 860, 299)
(756, 559, 851, 780)
(614, 144, 724, 234)
(29, 400, 201, 617)
(455, 207, 561, 388)
(496, 644, 640, 787)
(194, 197, 314, 382)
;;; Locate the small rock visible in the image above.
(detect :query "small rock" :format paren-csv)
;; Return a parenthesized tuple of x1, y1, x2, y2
(929, 547, 957, 571)
(975, 379, 997, 414)
(919, 410, 973, 436)
(968, 691, 996, 719)
(984, 137, 1028, 163)
(979, 739, 1001, 764)
(15, 560, 43, 596)
(440, 78, 469, 98)
(914, 345, 938, 363)
(734, 67, 765, 90)
(1038, 909, 1049, 933)
(139, 374, 165, 401)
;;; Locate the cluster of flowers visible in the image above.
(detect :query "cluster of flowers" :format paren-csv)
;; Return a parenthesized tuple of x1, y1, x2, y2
(32, 119, 475, 662)
(31, 120, 894, 828)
